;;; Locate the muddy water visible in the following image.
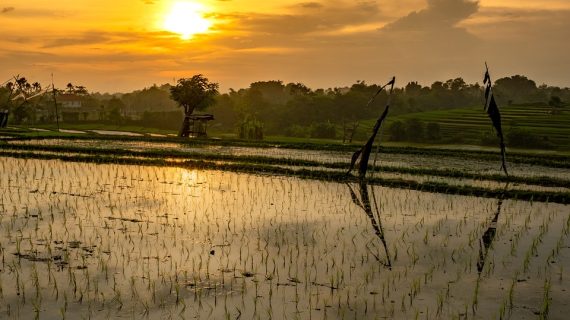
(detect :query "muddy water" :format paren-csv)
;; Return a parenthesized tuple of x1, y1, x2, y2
(0, 157, 568, 319)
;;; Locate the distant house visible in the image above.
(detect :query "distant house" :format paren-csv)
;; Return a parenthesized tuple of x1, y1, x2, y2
(59, 94, 83, 108)
(58, 94, 99, 122)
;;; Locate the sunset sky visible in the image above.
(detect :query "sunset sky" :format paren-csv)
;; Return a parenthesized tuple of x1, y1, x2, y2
(1, 0, 569, 93)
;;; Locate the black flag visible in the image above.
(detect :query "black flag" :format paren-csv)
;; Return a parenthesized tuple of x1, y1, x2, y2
(347, 77, 395, 179)
(483, 66, 508, 176)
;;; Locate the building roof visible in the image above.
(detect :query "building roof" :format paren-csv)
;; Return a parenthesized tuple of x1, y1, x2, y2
(187, 114, 214, 121)
(58, 94, 83, 102)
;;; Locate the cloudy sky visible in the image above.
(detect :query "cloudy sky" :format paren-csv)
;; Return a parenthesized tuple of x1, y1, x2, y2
(1, 0, 569, 92)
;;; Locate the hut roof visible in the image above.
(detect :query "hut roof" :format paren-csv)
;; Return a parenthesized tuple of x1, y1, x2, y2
(187, 114, 214, 121)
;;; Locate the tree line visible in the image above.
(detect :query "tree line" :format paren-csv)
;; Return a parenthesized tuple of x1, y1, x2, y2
(1, 75, 568, 139)
(208, 76, 568, 139)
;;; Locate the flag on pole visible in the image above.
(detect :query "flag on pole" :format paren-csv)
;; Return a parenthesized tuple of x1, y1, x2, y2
(347, 77, 396, 179)
(483, 65, 508, 176)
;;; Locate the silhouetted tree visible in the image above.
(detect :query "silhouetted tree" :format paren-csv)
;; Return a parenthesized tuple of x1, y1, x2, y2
(121, 84, 177, 114)
(507, 127, 552, 149)
(170, 75, 219, 137)
(238, 116, 263, 140)
(106, 97, 126, 119)
(404, 81, 422, 95)
(107, 106, 123, 124)
(310, 121, 336, 139)
(7, 77, 46, 124)
(32, 82, 41, 92)
(74, 85, 88, 96)
(549, 95, 564, 114)
(66, 83, 74, 94)
(494, 75, 537, 104)
(404, 118, 424, 142)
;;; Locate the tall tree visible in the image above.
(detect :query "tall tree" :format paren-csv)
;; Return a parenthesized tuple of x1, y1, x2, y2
(170, 75, 219, 137)
(493, 75, 537, 104)
(66, 83, 74, 94)
(74, 85, 88, 95)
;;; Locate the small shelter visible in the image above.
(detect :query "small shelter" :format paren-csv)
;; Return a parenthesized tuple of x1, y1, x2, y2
(182, 114, 214, 138)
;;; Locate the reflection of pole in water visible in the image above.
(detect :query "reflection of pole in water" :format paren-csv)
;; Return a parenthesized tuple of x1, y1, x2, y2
(472, 184, 508, 315)
(472, 191, 506, 315)
(347, 181, 391, 269)
(477, 198, 503, 274)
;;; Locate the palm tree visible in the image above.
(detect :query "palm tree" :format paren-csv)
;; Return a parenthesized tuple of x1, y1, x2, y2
(15, 77, 28, 94)
(66, 83, 74, 94)
(32, 82, 42, 93)
(74, 85, 88, 96)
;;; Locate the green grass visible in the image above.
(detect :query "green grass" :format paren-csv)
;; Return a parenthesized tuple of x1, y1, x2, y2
(359, 105, 570, 150)
(4, 117, 570, 156)
(2, 125, 353, 147)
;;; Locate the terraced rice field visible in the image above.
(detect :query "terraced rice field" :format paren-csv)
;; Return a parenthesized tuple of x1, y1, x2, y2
(362, 105, 570, 148)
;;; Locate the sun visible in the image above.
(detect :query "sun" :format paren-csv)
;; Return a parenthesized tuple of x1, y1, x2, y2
(163, 1, 211, 40)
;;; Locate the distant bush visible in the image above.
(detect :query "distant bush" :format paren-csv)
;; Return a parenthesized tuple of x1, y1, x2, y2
(310, 121, 337, 139)
(441, 132, 466, 144)
(238, 117, 264, 140)
(350, 126, 371, 142)
(387, 119, 437, 142)
(425, 122, 441, 141)
(285, 125, 310, 138)
(480, 130, 499, 146)
(510, 102, 546, 107)
(404, 118, 424, 142)
(107, 106, 123, 125)
(140, 110, 183, 130)
(387, 120, 406, 141)
(506, 127, 553, 149)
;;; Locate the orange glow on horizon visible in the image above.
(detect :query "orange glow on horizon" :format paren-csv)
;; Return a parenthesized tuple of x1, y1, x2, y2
(1, 0, 569, 93)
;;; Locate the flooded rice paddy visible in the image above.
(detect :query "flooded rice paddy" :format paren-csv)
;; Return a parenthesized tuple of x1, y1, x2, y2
(0, 157, 568, 319)
(3, 139, 570, 198)
(7, 139, 570, 181)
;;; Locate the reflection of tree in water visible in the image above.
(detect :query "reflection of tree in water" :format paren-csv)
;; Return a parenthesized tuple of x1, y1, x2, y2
(347, 181, 391, 269)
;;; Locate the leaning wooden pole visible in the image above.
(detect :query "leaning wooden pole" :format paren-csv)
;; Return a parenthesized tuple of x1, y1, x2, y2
(347, 77, 396, 180)
(483, 63, 508, 176)
(51, 74, 60, 131)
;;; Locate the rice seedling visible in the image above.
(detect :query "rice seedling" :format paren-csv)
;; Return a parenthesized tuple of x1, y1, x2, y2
(0, 142, 567, 318)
